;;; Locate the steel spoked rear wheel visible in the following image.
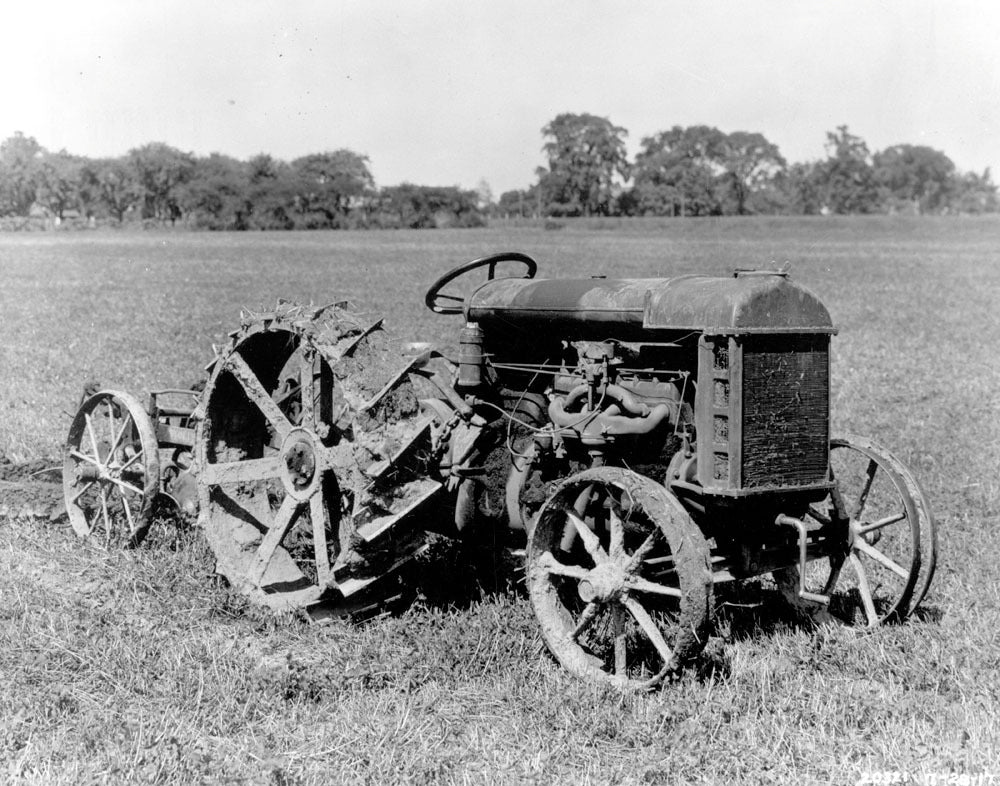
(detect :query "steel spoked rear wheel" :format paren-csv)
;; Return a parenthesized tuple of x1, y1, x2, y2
(791, 434, 935, 626)
(197, 304, 436, 615)
(198, 324, 343, 610)
(527, 467, 712, 690)
(63, 390, 160, 546)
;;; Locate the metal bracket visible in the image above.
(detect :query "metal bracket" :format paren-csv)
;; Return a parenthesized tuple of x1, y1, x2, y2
(776, 514, 830, 605)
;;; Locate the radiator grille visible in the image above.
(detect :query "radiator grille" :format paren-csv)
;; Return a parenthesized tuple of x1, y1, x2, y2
(741, 335, 829, 487)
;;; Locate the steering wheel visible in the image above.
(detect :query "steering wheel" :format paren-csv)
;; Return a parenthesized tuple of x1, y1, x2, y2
(424, 252, 538, 315)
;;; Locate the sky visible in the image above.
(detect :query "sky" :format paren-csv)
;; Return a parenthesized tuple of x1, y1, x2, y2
(2, 1, 998, 196)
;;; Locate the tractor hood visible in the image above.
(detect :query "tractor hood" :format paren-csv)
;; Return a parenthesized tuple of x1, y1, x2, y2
(466, 271, 835, 335)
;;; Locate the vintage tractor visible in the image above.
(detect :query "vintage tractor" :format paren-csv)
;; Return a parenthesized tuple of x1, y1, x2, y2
(62, 253, 937, 689)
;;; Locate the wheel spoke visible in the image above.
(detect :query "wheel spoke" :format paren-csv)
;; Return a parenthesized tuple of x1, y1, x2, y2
(591, 487, 609, 548)
(624, 529, 661, 573)
(70, 449, 103, 469)
(560, 484, 595, 551)
(806, 504, 832, 527)
(568, 602, 600, 641)
(536, 550, 591, 580)
(106, 475, 144, 497)
(121, 493, 136, 534)
(310, 492, 331, 587)
(225, 352, 293, 439)
(821, 554, 846, 596)
(106, 400, 117, 461)
(855, 459, 878, 519)
(857, 511, 906, 535)
(566, 511, 607, 565)
(299, 350, 316, 429)
(250, 496, 304, 585)
(573, 484, 595, 516)
(613, 604, 627, 676)
(98, 485, 112, 540)
(849, 552, 879, 626)
(84, 413, 102, 466)
(202, 456, 283, 486)
(69, 479, 97, 504)
(624, 575, 683, 598)
(106, 411, 135, 461)
(854, 538, 911, 579)
(117, 449, 144, 473)
(623, 596, 675, 669)
(608, 509, 625, 560)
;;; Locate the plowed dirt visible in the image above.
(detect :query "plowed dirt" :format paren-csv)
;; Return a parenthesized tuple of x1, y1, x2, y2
(0, 455, 65, 521)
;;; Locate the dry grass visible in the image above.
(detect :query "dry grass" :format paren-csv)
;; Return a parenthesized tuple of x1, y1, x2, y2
(1, 216, 999, 784)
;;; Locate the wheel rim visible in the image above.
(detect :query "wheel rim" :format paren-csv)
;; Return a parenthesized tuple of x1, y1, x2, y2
(527, 467, 712, 690)
(892, 460, 937, 616)
(797, 435, 925, 626)
(63, 390, 159, 546)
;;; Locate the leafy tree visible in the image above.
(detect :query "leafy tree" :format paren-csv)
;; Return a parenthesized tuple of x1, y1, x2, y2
(773, 161, 825, 215)
(720, 131, 786, 214)
(539, 113, 629, 216)
(379, 184, 483, 228)
(631, 125, 727, 216)
(290, 149, 374, 226)
(497, 187, 540, 218)
(818, 126, 879, 214)
(0, 131, 43, 216)
(496, 190, 519, 217)
(128, 142, 195, 222)
(247, 153, 284, 186)
(242, 154, 295, 229)
(873, 144, 955, 214)
(535, 165, 580, 216)
(180, 153, 250, 229)
(948, 168, 999, 214)
(85, 157, 141, 222)
(36, 150, 86, 220)
(630, 179, 683, 217)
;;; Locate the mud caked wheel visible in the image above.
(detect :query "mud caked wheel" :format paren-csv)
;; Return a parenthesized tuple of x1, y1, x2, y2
(527, 467, 713, 690)
(196, 304, 433, 613)
(63, 390, 160, 545)
(777, 434, 937, 627)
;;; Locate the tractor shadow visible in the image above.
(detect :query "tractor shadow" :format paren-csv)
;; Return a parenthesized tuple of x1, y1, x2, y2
(710, 577, 945, 645)
(411, 530, 526, 610)
(712, 579, 817, 638)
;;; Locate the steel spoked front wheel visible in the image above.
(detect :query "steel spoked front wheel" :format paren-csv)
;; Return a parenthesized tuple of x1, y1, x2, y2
(790, 434, 935, 626)
(63, 390, 160, 546)
(527, 467, 712, 690)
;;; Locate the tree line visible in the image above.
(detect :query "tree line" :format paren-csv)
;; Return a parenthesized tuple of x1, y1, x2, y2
(1, 116, 997, 230)
(0, 132, 485, 230)
(501, 114, 998, 218)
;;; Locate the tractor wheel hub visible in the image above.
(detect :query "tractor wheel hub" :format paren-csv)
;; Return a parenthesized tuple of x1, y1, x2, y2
(279, 427, 322, 501)
(578, 562, 627, 603)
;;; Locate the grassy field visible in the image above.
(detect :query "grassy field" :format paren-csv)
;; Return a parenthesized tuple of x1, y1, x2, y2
(1, 216, 999, 784)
